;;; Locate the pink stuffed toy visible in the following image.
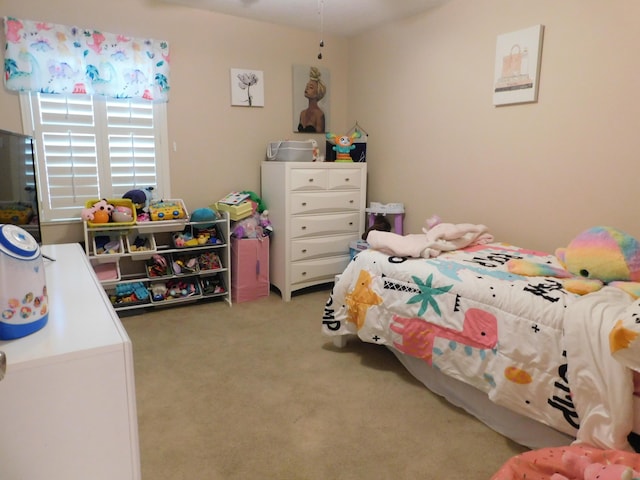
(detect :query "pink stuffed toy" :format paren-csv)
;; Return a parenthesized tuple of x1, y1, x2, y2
(551, 450, 640, 480)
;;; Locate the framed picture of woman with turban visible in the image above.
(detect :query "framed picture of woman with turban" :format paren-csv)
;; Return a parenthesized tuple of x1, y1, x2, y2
(292, 64, 330, 133)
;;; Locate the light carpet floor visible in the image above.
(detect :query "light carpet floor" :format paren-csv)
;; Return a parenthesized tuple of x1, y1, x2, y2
(121, 287, 527, 479)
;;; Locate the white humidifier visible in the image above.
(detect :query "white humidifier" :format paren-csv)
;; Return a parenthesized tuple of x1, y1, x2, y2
(0, 224, 48, 340)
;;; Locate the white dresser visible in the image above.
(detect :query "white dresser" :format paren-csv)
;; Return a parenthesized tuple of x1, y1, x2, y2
(0, 243, 140, 480)
(261, 161, 367, 301)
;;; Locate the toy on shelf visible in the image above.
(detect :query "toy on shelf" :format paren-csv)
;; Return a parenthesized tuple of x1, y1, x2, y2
(149, 282, 168, 302)
(200, 275, 225, 295)
(231, 210, 272, 239)
(146, 253, 172, 277)
(173, 225, 222, 248)
(93, 234, 123, 255)
(172, 254, 199, 275)
(108, 282, 150, 307)
(82, 199, 114, 223)
(148, 199, 187, 221)
(326, 130, 361, 162)
(197, 251, 222, 271)
(150, 278, 206, 302)
(164, 279, 199, 300)
(122, 188, 154, 221)
(129, 235, 153, 252)
(83, 198, 137, 226)
(190, 207, 219, 228)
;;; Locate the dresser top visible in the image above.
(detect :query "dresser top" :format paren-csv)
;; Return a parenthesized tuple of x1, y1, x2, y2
(0, 243, 129, 370)
(262, 161, 366, 168)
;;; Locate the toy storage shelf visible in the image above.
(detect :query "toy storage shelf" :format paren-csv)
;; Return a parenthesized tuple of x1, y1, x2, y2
(83, 212, 232, 311)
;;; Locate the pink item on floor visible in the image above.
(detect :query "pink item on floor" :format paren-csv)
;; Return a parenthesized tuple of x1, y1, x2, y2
(491, 444, 640, 480)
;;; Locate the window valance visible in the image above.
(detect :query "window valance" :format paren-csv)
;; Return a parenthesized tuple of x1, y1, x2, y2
(3, 17, 170, 102)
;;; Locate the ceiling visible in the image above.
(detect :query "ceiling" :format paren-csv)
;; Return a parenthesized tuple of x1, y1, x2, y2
(160, 0, 448, 37)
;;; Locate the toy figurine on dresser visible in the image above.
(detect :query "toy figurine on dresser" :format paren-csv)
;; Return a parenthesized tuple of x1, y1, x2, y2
(326, 130, 361, 162)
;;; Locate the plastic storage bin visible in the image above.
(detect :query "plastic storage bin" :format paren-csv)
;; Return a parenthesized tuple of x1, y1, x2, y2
(85, 198, 136, 228)
(126, 232, 156, 259)
(91, 259, 121, 282)
(149, 278, 201, 303)
(200, 274, 227, 297)
(92, 233, 124, 259)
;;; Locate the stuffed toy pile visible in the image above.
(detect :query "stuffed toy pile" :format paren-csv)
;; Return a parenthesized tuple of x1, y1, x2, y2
(550, 449, 640, 480)
(507, 226, 640, 298)
(491, 445, 640, 480)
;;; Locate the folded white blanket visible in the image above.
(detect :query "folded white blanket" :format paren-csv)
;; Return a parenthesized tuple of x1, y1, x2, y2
(367, 222, 493, 258)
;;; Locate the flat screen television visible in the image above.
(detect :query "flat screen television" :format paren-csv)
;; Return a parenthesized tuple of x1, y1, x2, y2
(0, 129, 41, 243)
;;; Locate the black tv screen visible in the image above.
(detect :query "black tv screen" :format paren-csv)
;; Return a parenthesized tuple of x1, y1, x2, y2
(0, 129, 41, 242)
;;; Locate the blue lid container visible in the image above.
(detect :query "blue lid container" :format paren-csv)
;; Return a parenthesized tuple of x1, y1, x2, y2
(0, 224, 48, 340)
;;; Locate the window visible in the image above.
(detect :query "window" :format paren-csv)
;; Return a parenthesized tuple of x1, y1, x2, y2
(20, 92, 170, 223)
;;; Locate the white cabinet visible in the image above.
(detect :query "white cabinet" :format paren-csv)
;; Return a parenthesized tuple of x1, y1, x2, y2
(83, 213, 232, 310)
(261, 161, 367, 301)
(0, 243, 140, 480)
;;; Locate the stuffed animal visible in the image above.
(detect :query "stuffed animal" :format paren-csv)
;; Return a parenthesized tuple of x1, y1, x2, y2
(123, 187, 153, 218)
(507, 226, 640, 298)
(191, 207, 218, 229)
(259, 210, 273, 236)
(81, 199, 114, 222)
(550, 449, 640, 480)
(326, 131, 361, 162)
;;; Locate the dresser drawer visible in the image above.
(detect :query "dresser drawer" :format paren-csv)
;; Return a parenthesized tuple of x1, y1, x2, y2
(290, 169, 329, 191)
(291, 255, 351, 285)
(328, 168, 363, 190)
(290, 212, 360, 238)
(291, 233, 359, 261)
(290, 191, 361, 215)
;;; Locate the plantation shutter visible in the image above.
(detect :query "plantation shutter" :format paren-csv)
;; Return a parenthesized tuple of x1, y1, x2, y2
(25, 92, 167, 222)
(105, 98, 159, 198)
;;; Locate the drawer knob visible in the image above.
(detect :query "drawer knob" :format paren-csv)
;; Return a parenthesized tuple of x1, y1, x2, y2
(349, 222, 353, 226)
(349, 200, 354, 204)
(302, 271, 307, 276)
(0, 351, 5, 381)
(345, 178, 350, 182)
(301, 226, 307, 230)
(302, 249, 307, 253)
(308, 179, 314, 183)
(302, 202, 307, 206)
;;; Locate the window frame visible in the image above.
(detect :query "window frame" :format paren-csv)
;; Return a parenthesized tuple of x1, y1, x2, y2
(19, 92, 171, 224)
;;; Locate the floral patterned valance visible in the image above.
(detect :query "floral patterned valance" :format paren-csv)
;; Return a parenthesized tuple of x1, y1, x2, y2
(3, 17, 170, 101)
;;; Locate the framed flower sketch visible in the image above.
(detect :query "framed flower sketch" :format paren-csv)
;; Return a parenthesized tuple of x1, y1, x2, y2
(493, 25, 544, 106)
(230, 68, 264, 107)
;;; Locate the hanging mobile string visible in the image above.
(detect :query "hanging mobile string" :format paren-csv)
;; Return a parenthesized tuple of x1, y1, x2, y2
(317, 0, 324, 59)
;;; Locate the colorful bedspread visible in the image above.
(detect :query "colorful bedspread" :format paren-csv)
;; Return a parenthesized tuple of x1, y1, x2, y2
(322, 243, 639, 450)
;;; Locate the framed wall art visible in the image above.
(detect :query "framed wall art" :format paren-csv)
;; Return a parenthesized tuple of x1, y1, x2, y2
(292, 64, 330, 133)
(230, 68, 264, 107)
(493, 25, 545, 106)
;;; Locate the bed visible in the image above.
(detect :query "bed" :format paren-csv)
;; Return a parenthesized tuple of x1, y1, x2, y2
(321, 241, 640, 451)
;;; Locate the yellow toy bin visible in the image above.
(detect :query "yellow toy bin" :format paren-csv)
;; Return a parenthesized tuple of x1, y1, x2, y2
(85, 198, 137, 228)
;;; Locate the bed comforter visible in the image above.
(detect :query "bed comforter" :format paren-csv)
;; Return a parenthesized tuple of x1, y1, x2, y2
(322, 242, 640, 451)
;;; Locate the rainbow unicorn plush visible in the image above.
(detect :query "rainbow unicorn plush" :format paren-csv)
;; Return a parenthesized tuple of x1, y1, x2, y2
(507, 226, 640, 298)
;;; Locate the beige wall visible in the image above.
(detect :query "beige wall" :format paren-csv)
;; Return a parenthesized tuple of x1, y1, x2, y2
(349, 0, 640, 252)
(2, 0, 639, 253)
(0, 0, 349, 243)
